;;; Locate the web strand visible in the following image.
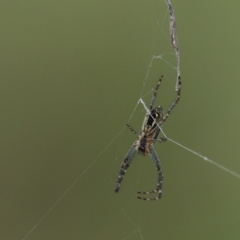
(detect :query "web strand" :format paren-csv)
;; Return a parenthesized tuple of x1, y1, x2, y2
(22, 127, 126, 240)
(21, 1, 240, 239)
(166, 0, 180, 91)
(139, 98, 240, 179)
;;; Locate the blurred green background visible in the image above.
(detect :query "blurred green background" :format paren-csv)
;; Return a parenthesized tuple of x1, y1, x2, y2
(1, 0, 240, 239)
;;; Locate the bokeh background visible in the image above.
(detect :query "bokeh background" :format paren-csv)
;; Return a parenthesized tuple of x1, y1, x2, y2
(1, 0, 240, 239)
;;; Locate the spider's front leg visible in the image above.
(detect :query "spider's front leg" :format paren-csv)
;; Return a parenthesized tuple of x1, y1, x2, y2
(115, 144, 137, 193)
(137, 147, 163, 200)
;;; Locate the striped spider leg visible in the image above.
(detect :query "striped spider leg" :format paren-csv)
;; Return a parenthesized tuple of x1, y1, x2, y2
(115, 75, 181, 200)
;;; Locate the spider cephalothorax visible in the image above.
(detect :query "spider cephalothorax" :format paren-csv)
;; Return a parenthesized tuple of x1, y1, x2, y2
(115, 75, 181, 200)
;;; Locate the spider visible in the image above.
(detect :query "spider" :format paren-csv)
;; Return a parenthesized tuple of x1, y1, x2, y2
(115, 75, 181, 200)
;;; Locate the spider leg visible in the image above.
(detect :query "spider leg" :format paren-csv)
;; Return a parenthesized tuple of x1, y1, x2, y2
(115, 144, 137, 193)
(162, 76, 181, 123)
(142, 75, 163, 131)
(137, 146, 163, 200)
(141, 76, 163, 132)
(126, 124, 138, 136)
(154, 137, 167, 143)
(149, 75, 163, 111)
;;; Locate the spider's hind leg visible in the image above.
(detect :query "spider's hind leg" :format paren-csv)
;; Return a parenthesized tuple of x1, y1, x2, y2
(126, 123, 138, 136)
(149, 75, 163, 111)
(154, 137, 167, 143)
(162, 75, 181, 123)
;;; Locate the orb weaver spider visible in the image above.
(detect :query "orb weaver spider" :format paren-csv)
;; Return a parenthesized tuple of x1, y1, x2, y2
(115, 75, 181, 200)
